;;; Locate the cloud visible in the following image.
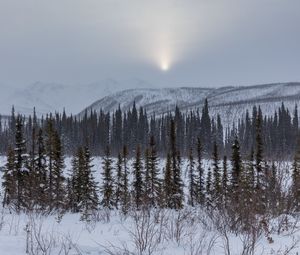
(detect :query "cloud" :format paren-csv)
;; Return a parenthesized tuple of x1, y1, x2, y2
(0, 0, 299, 87)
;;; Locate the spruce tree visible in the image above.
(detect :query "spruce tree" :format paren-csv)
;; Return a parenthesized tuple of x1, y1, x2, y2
(169, 119, 184, 210)
(80, 146, 99, 221)
(222, 155, 228, 207)
(231, 136, 242, 191)
(206, 167, 212, 209)
(101, 146, 114, 209)
(70, 147, 83, 212)
(255, 106, 264, 183)
(144, 147, 151, 205)
(187, 148, 196, 206)
(2, 147, 16, 208)
(52, 131, 65, 210)
(148, 136, 161, 207)
(196, 138, 205, 205)
(212, 141, 221, 204)
(36, 129, 48, 210)
(254, 107, 266, 214)
(163, 153, 172, 208)
(25, 122, 37, 210)
(200, 99, 212, 155)
(121, 145, 130, 213)
(292, 138, 300, 210)
(14, 115, 29, 211)
(132, 145, 144, 209)
(114, 152, 123, 209)
(45, 117, 55, 209)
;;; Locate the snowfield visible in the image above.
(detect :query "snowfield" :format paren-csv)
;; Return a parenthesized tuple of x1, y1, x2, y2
(1, 210, 300, 255)
(0, 157, 300, 255)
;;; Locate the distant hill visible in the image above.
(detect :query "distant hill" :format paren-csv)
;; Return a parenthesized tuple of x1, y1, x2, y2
(78, 82, 300, 126)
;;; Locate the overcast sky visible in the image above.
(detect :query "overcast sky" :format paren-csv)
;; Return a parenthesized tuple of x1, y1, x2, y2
(0, 0, 300, 88)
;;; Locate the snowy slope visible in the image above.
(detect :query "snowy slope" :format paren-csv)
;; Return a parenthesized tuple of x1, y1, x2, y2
(2, 82, 300, 127)
(0, 79, 153, 116)
(79, 82, 300, 126)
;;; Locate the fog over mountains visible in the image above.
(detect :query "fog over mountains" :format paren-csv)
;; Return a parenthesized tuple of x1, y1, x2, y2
(0, 79, 152, 116)
(1, 82, 300, 126)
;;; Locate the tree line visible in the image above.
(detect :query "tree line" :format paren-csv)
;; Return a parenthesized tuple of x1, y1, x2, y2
(0, 100, 298, 160)
(2, 101, 300, 230)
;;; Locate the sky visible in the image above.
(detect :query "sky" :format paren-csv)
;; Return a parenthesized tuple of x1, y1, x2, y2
(0, 0, 300, 89)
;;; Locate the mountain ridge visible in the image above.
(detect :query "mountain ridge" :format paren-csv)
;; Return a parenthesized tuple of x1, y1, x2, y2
(79, 82, 300, 126)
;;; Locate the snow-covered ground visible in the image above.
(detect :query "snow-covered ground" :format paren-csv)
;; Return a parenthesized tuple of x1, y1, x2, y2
(1, 209, 300, 255)
(0, 157, 300, 254)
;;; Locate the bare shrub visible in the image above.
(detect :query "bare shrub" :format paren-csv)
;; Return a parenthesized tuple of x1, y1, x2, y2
(240, 225, 262, 255)
(93, 208, 112, 223)
(127, 209, 161, 255)
(184, 228, 219, 255)
(164, 209, 193, 245)
(269, 236, 300, 255)
(25, 215, 80, 255)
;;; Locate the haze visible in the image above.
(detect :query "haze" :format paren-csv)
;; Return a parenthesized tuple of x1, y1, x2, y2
(0, 0, 300, 89)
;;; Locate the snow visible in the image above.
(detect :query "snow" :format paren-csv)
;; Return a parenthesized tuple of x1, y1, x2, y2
(2, 82, 300, 128)
(0, 208, 299, 254)
(80, 82, 300, 127)
(0, 79, 157, 117)
(0, 157, 300, 254)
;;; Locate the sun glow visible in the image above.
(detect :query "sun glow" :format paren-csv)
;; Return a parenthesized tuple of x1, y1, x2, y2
(161, 60, 170, 71)
(159, 49, 171, 71)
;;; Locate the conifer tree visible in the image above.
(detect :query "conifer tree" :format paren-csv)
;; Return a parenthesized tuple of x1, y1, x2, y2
(206, 167, 212, 209)
(196, 138, 205, 205)
(222, 155, 228, 206)
(292, 138, 300, 210)
(200, 99, 212, 155)
(231, 136, 242, 191)
(14, 115, 29, 211)
(254, 107, 266, 214)
(188, 148, 196, 206)
(66, 177, 75, 212)
(239, 152, 257, 225)
(70, 147, 83, 212)
(163, 153, 172, 208)
(80, 146, 99, 221)
(121, 145, 130, 213)
(248, 148, 255, 190)
(268, 162, 282, 214)
(45, 117, 56, 208)
(114, 152, 123, 209)
(52, 131, 65, 210)
(101, 146, 114, 209)
(144, 147, 151, 204)
(169, 119, 184, 209)
(212, 141, 221, 204)
(25, 122, 37, 210)
(132, 145, 144, 209)
(255, 106, 264, 183)
(2, 147, 16, 208)
(36, 129, 48, 210)
(293, 105, 299, 139)
(148, 136, 161, 207)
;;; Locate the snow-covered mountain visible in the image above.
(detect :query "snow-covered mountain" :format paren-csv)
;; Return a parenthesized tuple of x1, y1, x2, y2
(79, 82, 300, 126)
(2, 82, 300, 126)
(0, 79, 153, 116)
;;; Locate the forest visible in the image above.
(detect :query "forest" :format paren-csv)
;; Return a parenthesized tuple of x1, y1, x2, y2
(1, 98, 300, 235)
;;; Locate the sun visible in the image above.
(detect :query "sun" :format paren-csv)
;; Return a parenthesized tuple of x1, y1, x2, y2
(161, 61, 169, 71)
